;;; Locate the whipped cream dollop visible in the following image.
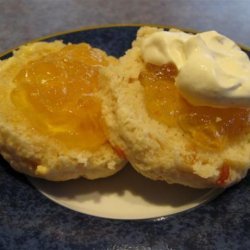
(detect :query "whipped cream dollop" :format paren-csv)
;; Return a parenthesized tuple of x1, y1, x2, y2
(141, 30, 250, 108)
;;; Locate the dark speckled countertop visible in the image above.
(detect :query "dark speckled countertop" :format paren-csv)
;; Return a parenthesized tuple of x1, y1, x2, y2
(1, 1, 250, 249)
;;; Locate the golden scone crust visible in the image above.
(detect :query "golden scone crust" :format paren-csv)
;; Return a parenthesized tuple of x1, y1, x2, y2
(0, 42, 126, 181)
(99, 27, 249, 188)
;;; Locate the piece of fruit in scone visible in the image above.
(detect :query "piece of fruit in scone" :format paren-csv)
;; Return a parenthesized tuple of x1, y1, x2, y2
(99, 26, 250, 188)
(0, 41, 126, 181)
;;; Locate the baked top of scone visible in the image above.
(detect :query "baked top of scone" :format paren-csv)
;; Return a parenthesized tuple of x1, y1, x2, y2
(100, 26, 250, 188)
(0, 41, 126, 181)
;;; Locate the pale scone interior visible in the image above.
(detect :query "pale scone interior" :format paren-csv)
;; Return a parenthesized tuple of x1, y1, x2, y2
(100, 27, 250, 188)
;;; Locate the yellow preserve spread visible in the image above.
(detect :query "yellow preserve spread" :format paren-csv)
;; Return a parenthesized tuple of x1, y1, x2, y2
(11, 43, 109, 150)
(140, 63, 250, 150)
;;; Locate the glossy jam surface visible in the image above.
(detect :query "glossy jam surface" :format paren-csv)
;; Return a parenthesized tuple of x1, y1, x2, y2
(140, 63, 250, 150)
(11, 44, 110, 150)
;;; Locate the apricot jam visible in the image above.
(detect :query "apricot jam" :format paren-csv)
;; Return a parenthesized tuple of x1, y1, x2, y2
(140, 63, 250, 150)
(11, 43, 110, 150)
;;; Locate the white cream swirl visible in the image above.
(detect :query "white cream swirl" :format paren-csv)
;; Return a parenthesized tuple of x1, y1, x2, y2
(141, 30, 250, 108)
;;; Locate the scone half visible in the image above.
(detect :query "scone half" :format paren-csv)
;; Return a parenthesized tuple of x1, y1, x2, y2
(100, 26, 250, 188)
(0, 41, 126, 181)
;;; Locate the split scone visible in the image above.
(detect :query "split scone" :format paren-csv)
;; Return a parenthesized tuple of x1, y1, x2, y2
(0, 41, 126, 181)
(100, 27, 250, 188)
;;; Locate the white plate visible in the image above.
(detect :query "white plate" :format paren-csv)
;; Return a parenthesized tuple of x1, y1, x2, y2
(29, 164, 223, 220)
